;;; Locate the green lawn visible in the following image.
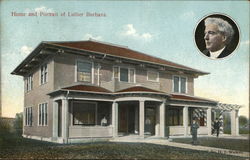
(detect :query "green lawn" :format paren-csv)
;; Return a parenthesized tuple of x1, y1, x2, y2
(172, 137, 250, 152)
(0, 134, 247, 159)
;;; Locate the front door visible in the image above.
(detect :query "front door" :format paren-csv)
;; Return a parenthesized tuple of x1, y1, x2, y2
(145, 106, 156, 135)
(118, 105, 128, 133)
(118, 104, 136, 134)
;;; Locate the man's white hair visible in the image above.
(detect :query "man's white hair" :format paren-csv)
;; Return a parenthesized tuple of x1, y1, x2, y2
(205, 17, 234, 45)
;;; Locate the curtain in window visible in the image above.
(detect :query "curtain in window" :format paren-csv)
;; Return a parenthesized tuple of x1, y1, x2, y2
(77, 61, 92, 82)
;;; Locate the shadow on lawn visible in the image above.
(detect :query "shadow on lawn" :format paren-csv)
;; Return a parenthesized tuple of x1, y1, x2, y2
(172, 137, 250, 152)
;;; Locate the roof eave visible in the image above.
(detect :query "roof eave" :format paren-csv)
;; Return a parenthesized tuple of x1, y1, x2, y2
(46, 42, 209, 76)
(11, 42, 46, 75)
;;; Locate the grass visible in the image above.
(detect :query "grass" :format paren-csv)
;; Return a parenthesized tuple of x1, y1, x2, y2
(0, 133, 248, 159)
(172, 137, 250, 152)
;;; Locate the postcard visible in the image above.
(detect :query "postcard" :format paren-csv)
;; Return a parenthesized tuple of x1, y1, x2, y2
(0, 1, 249, 159)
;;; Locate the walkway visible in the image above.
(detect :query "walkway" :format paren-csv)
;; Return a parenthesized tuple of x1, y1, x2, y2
(110, 135, 250, 158)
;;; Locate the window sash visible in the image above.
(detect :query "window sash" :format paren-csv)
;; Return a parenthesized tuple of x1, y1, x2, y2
(25, 107, 32, 126)
(180, 77, 186, 93)
(77, 61, 92, 82)
(173, 76, 180, 92)
(113, 67, 119, 78)
(40, 64, 48, 84)
(38, 103, 48, 126)
(120, 68, 129, 82)
(129, 69, 135, 83)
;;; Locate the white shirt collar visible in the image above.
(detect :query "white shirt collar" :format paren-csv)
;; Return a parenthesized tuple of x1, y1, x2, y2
(209, 46, 226, 59)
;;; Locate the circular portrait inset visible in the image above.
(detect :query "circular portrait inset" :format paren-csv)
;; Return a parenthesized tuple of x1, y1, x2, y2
(194, 13, 240, 59)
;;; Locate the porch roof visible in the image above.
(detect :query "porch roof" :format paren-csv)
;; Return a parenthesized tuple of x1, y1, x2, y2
(116, 86, 165, 94)
(62, 85, 112, 93)
(170, 94, 218, 104)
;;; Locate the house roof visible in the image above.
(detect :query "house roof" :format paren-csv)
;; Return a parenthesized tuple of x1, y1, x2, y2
(11, 40, 209, 76)
(170, 94, 217, 103)
(46, 40, 208, 75)
(62, 85, 112, 93)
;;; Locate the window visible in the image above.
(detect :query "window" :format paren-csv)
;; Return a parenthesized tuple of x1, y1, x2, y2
(40, 64, 48, 84)
(168, 107, 183, 126)
(147, 71, 159, 82)
(38, 103, 48, 126)
(26, 74, 33, 92)
(77, 61, 92, 82)
(120, 68, 128, 82)
(129, 69, 135, 83)
(73, 102, 97, 125)
(173, 76, 187, 93)
(113, 67, 119, 78)
(119, 67, 135, 83)
(25, 107, 32, 126)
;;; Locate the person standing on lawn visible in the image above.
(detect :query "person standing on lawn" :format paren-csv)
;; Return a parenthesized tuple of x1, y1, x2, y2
(213, 118, 221, 137)
(191, 118, 199, 145)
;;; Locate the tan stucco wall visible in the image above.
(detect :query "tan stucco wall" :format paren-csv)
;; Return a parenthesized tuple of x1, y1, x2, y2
(23, 52, 195, 138)
(24, 58, 54, 138)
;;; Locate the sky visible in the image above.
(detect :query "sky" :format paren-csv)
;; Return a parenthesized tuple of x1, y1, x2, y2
(0, 1, 249, 118)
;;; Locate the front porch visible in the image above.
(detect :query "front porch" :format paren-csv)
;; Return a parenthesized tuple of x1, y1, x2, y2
(48, 85, 241, 144)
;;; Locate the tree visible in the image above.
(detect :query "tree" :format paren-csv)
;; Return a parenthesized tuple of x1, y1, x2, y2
(239, 115, 248, 127)
(13, 112, 23, 136)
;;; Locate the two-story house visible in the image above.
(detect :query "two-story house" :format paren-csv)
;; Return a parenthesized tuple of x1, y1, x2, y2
(11, 40, 240, 144)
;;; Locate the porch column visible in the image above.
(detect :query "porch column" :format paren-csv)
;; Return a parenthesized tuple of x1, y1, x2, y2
(155, 106, 160, 136)
(207, 107, 212, 136)
(139, 100, 145, 137)
(112, 102, 118, 137)
(52, 101, 59, 140)
(62, 98, 69, 143)
(236, 110, 239, 136)
(183, 106, 189, 137)
(231, 109, 239, 136)
(159, 101, 165, 137)
(135, 106, 139, 134)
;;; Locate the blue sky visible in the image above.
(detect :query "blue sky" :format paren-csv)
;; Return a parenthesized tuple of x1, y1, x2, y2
(1, 1, 249, 118)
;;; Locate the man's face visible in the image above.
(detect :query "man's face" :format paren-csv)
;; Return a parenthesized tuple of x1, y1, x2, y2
(204, 24, 226, 52)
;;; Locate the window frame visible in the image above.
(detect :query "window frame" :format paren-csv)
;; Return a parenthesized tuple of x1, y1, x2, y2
(113, 66, 136, 83)
(75, 59, 94, 83)
(25, 107, 32, 126)
(72, 101, 98, 126)
(172, 75, 187, 94)
(147, 70, 159, 82)
(40, 63, 48, 85)
(26, 74, 33, 92)
(167, 107, 183, 126)
(38, 102, 48, 126)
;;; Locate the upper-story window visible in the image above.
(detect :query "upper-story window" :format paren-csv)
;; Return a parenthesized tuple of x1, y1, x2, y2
(113, 66, 119, 78)
(119, 67, 135, 83)
(77, 61, 92, 83)
(173, 76, 187, 93)
(147, 71, 159, 82)
(26, 74, 33, 92)
(40, 64, 48, 85)
(25, 107, 32, 126)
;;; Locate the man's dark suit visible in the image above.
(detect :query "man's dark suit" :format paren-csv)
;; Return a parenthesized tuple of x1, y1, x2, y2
(203, 47, 231, 59)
